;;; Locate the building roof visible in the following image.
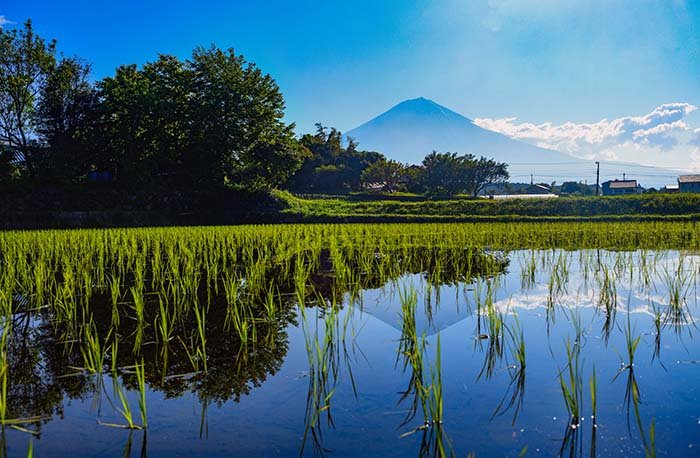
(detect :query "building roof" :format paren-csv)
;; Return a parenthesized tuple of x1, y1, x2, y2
(605, 180, 638, 189)
(483, 194, 558, 200)
(678, 175, 700, 183)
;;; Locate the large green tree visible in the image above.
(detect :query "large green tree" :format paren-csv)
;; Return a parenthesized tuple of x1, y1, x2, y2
(95, 48, 306, 190)
(419, 152, 508, 197)
(360, 158, 405, 192)
(420, 151, 472, 196)
(97, 56, 189, 185)
(37, 57, 97, 181)
(187, 47, 306, 190)
(0, 20, 56, 178)
(468, 156, 509, 197)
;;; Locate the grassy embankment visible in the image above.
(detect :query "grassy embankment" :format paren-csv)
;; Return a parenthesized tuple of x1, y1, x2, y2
(274, 190, 700, 223)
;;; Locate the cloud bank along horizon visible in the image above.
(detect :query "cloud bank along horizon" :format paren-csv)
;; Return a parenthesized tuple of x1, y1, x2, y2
(474, 103, 700, 170)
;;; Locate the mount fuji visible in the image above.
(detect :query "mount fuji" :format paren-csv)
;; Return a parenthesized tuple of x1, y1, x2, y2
(345, 97, 680, 187)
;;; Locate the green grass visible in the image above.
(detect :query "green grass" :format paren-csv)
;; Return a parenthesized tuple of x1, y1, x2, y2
(274, 190, 700, 222)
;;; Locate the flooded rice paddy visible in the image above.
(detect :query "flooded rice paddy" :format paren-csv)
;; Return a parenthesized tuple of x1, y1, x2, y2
(0, 223, 699, 457)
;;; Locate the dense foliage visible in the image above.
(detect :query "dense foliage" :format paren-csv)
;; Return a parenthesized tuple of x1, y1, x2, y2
(0, 21, 306, 191)
(284, 124, 384, 193)
(277, 191, 700, 222)
(418, 152, 509, 197)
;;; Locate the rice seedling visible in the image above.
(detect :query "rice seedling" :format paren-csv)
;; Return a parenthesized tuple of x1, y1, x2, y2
(492, 314, 526, 425)
(130, 286, 146, 353)
(79, 319, 109, 375)
(107, 375, 141, 430)
(155, 296, 173, 346)
(590, 366, 598, 457)
(109, 274, 122, 328)
(135, 360, 148, 429)
(300, 295, 345, 456)
(660, 261, 695, 333)
(396, 285, 427, 426)
(192, 303, 208, 373)
(559, 336, 583, 431)
(557, 331, 585, 458)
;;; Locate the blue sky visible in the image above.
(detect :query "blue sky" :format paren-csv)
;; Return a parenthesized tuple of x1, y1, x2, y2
(3, 0, 700, 169)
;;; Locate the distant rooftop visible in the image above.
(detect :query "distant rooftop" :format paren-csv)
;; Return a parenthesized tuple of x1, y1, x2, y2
(678, 175, 700, 183)
(606, 180, 638, 189)
(483, 194, 558, 200)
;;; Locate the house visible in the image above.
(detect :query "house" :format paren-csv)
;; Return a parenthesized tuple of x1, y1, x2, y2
(525, 183, 552, 195)
(483, 193, 558, 200)
(662, 184, 679, 193)
(601, 179, 641, 196)
(678, 175, 700, 193)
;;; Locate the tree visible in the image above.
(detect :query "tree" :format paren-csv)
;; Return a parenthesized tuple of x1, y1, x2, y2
(286, 124, 383, 193)
(403, 165, 425, 194)
(37, 57, 97, 181)
(468, 156, 509, 197)
(360, 158, 405, 192)
(560, 181, 594, 196)
(418, 152, 508, 197)
(0, 20, 57, 178)
(96, 63, 153, 184)
(94, 48, 306, 191)
(187, 46, 306, 190)
(420, 151, 473, 196)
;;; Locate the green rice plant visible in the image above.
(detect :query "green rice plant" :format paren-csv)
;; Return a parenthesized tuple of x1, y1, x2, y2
(660, 261, 694, 333)
(300, 295, 343, 456)
(492, 315, 526, 425)
(107, 376, 140, 430)
(557, 323, 586, 458)
(597, 265, 617, 344)
(135, 360, 148, 429)
(650, 303, 665, 368)
(79, 319, 108, 375)
(109, 274, 121, 328)
(589, 366, 597, 426)
(427, 334, 443, 426)
(178, 335, 202, 374)
(396, 284, 428, 426)
(192, 304, 208, 373)
(155, 296, 173, 345)
(559, 334, 583, 430)
(263, 282, 278, 323)
(590, 366, 598, 457)
(130, 286, 146, 353)
(476, 285, 506, 382)
(645, 419, 656, 458)
(0, 330, 10, 424)
(519, 250, 537, 291)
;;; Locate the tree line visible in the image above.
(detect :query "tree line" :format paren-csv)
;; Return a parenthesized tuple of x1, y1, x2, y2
(1, 20, 508, 199)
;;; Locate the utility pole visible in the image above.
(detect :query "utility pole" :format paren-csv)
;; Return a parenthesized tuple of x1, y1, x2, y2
(530, 174, 533, 185)
(595, 161, 600, 196)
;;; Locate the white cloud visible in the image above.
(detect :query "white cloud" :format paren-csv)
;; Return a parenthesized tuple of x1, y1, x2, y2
(482, 0, 584, 32)
(691, 128, 700, 146)
(0, 16, 14, 28)
(691, 149, 700, 172)
(474, 103, 698, 155)
(583, 149, 618, 161)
